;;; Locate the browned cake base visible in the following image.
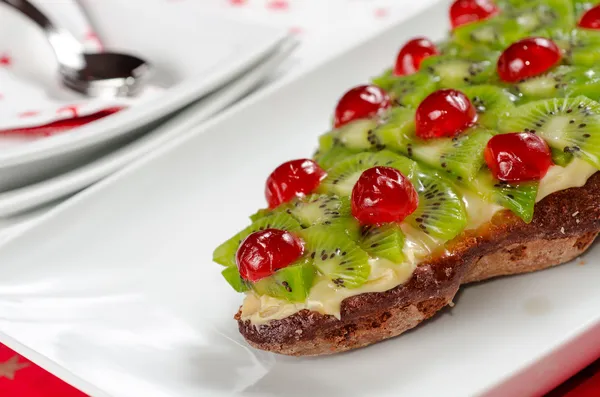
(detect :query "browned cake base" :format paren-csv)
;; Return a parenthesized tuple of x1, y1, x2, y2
(236, 172, 600, 356)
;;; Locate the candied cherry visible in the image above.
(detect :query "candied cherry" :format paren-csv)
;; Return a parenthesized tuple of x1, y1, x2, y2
(484, 132, 553, 182)
(334, 85, 391, 128)
(351, 166, 419, 226)
(415, 89, 477, 139)
(450, 0, 499, 29)
(394, 37, 439, 76)
(579, 5, 600, 29)
(266, 159, 326, 209)
(497, 37, 561, 83)
(236, 229, 304, 282)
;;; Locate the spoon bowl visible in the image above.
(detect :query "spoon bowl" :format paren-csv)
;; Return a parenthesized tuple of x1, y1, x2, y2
(61, 52, 151, 97)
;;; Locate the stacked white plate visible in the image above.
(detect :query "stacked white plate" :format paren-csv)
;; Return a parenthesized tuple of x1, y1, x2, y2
(0, 0, 293, 216)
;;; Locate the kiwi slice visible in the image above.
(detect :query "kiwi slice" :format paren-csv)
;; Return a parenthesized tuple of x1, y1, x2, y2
(286, 194, 351, 228)
(221, 265, 250, 293)
(407, 127, 493, 183)
(372, 68, 396, 92)
(252, 260, 316, 302)
(372, 107, 415, 151)
(314, 145, 356, 170)
(420, 55, 496, 88)
(461, 85, 516, 129)
(572, 0, 600, 17)
(452, 18, 528, 50)
(300, 225, 371, 289)
(511, 66, 600, 102)
(536, 28, 600, 68)
(213, 212, 302, 268)
(390, 72, 438, 107)
(506, 0, 574, 32)
(319, 119, 381, 151)
(500, 96, 600, 169)
(470, 170, 538, 222)
(406, 167, 468, 240)
(321, 151, 417, 197)
(359, 223, 405, 263)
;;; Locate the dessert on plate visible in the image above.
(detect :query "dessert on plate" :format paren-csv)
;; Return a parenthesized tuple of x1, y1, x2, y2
(214, 0, 600, 356)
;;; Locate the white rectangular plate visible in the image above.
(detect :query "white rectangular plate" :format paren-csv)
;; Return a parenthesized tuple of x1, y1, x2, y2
(0, 4, 598, 397)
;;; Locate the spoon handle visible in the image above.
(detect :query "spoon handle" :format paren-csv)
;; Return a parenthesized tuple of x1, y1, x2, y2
(1, 0, 55, 31)
(1, 0, 84, 68)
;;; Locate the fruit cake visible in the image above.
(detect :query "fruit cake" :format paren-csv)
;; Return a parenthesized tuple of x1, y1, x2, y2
(213, 0, 600, 356)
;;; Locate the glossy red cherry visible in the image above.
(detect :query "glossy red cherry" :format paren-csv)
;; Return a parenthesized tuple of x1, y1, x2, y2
(450, 0, 499, 29)
(394, 37, 439, 76)
(236, 229, 304, 282)
(265, 159, 327, 209)
(484, 133, 553, 182)
(415, 89, 478, 139)
(497, 37, 561, 83)
(579, 5, 600, 29)
(351, 166, 419, 226)
(334, 85, 391, 128)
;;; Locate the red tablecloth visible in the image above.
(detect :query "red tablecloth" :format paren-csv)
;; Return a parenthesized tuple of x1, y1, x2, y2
(0, 341, 597, 397)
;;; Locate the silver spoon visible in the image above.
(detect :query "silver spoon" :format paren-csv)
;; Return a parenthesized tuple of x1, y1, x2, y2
(1, 0, 151, 97)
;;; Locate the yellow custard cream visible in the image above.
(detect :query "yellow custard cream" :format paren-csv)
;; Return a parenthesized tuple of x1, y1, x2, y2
(241, 159, 598, 325)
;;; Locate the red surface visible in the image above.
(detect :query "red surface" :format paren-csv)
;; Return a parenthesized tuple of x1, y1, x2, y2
(1, 336, 599, 397)
(0, 344, 87, 397)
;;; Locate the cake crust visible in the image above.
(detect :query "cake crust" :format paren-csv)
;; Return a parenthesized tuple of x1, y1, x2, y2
(236, 172, 600, 356)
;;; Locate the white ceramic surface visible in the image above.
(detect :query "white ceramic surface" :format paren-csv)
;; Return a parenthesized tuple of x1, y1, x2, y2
(0, 38, 297, 217)
(0, 0, 287, 191)
(0, 3, 597, 397)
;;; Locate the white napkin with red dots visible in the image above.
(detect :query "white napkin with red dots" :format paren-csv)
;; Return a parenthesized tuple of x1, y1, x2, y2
(0, 0, 436, 135)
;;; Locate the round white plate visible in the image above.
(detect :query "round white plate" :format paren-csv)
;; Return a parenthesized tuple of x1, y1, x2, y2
(0, 38, 297, 217)
(0, 0, 287, 192)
